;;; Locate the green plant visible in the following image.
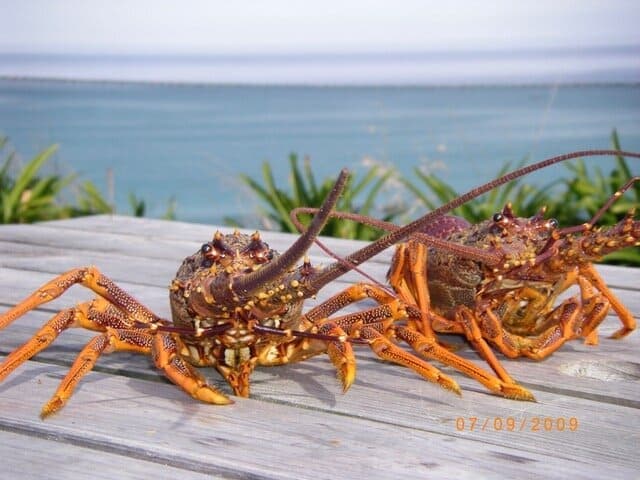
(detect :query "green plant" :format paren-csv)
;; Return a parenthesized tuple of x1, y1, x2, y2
(127, 192, 177, 220)
(227, 153, 397, 240)
(128, 193, 146, 217)
(0, 139, 75, 223)
(0, 136, 177, 222)
(72, 180, 114, 216)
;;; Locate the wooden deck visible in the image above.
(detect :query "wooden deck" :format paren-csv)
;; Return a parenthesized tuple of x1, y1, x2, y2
(0, 215, 638, 480)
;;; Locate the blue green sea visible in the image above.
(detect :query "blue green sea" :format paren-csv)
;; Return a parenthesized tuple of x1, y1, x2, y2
(1, 79, 639, 224)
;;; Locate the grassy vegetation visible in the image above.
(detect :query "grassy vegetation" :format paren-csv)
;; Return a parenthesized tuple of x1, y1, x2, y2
(0, 137, 176, 222)
(227, 154, 398, 240)
(0, 139, 72, 223)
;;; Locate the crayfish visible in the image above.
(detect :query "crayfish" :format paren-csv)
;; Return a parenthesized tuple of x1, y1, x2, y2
(292, 150, 640, 398)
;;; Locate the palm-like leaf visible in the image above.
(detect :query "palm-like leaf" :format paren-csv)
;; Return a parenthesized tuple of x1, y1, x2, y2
(232, 153, 397, 240)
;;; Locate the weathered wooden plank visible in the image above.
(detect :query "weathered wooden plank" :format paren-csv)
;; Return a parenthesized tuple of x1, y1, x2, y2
(0, 430, 218, 480)
(3, 219, 394, 266)
(0, 240, 378, 292)
(1, 360, 637, 480)
(1, 309, 639, 473)
(0, 216, 638, 480)
(39, 215, 390, 260)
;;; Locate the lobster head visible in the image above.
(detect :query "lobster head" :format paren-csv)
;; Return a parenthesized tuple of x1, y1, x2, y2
(438, 203, 561, 273)
(199, 231, 277, 282)
(476, 203, 640, 275)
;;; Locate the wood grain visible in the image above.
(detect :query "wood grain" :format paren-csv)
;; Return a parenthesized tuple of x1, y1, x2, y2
(0, 215, 638, 480)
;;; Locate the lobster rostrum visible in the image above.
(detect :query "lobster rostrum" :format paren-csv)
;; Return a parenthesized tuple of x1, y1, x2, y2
(292, 150, 640, 397)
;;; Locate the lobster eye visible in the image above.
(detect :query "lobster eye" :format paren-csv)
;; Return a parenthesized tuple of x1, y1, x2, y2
(492, 213, 504, 223)
(201, 242, 223, 264)
(548, 218, 559, 229)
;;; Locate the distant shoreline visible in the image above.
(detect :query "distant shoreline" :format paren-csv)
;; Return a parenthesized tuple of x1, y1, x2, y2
(2, 46, 638, 87)
(2, 75, 639, 89)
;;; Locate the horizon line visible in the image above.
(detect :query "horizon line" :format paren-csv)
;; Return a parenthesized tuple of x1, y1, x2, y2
(1, 43, 639, 59)
(2, 75, 639, 90)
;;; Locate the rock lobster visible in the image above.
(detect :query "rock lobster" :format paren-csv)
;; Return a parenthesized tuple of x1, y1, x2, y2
(292, 150, 640, 399)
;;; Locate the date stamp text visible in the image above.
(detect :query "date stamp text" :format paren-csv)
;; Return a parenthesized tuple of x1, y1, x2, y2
(455, 416, 578, 432)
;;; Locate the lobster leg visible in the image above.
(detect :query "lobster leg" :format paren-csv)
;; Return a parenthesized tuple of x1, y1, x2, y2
(0, 298, 132, 382)
(388, 242, 436, 337)
(330, 307, 461, 393)
(580, 264, 636, 339)
(359, 324, 461, 394)
(470, 297, 583, 361)
(515, 299, 583, 360)
(41, 327, 154, 417)
(318, 321, 356, 391)
(152, 334, 233, 405)
(0, 266, 161, 330)
(303, 283, 462, 394)
(394, 324, 532, 400)
(573, 273, 610, 345)
(467, 271, 613, 361)
(389, 241, 535, 400)
(254, 320, 357, 391)
(42, 328, 232, 417)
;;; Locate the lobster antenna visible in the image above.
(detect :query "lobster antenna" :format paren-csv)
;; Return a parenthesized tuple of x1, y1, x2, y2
(294, 227, 396, 294)
(230, 168, 350, 296)
(305, 149, 640, 292)
(557, 176, 640, 235)
(291, 208, 504, 265)
(252, 324, 370, 344)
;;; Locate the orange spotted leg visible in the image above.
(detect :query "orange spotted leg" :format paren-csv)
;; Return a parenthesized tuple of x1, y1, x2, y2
(0, 266, 161, 330)
(0, 267, 231, 416)
(0, 298, 130, 383)
(40, 327, 231, 418)
(389, 241, 535, 401)
(0, 266, 159, 389)
(303, 283, 462, 395)
(40, 327, 153, 417)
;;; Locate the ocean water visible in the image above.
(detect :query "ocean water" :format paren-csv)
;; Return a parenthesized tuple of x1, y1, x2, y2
(0, 79, 639, 225)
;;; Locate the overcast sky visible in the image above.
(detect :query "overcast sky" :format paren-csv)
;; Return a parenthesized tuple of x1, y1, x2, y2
(1, 0, 639, 55)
